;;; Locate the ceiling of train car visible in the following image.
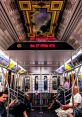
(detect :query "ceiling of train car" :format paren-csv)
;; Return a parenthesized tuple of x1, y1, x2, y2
(0, 0, 82, 50)
(5, 50, 74, 73)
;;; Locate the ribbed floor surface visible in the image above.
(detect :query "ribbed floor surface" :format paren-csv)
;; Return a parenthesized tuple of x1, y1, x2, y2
(28, 111, 58, 117)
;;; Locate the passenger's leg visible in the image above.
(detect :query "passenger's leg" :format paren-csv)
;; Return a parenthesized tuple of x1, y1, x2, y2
(56, 108, 66, 117)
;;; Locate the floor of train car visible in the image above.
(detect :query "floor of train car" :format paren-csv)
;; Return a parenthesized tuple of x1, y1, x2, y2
(27, 101, 60, 117)
(28, 111, 58, 117)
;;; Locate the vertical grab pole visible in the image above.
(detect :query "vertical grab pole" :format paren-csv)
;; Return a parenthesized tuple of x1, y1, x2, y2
(17, 61, 19, 99)
(64, 60, 66, 105)
(7, 56, 11, 117)
(64, 90, 66, 105)
(7, 83, 10, 117)
(71, 51, 75, 117)
(39, 66, 43, 114)
(1, 68, 10, 117)
(71, 49, 81, 117)
(74, 66, 81, 117)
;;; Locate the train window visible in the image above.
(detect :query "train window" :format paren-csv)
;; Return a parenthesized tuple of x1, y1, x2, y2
(35, 76, 38, 90)
(25, 77, 30, 91)
(8, 71, 11, 87)
(11, 75, 15, 89)
(52, 76, 57, 90)
(44, 76, 48, 90)
(57, 76, 60, 87)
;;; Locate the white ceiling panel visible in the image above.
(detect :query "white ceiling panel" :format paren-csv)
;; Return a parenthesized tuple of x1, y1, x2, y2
(5, 50, 74, 73)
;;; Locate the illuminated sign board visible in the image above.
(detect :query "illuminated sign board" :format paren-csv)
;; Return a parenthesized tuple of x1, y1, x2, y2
(8, 42, 74, 50)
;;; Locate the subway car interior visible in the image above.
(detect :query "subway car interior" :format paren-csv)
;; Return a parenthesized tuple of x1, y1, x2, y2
(0, 0, 82, 117)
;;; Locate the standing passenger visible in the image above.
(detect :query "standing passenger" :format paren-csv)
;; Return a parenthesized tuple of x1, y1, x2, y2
(64, 77, 70, 90)
(64, 77, 70, 104)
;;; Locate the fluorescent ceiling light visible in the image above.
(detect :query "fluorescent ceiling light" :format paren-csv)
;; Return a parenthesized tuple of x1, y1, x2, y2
(0, 50, 9, 60)
(72, 50, 82, 60)
(56, 49, 82, 73)
(0, 50, 26, 72)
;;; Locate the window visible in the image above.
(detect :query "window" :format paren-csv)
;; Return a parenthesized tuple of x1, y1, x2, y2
(35, 76, 38, 90)
(44, 76, 48, 90)
(52, 76, 57, 90)
(25, 78, 30, 91)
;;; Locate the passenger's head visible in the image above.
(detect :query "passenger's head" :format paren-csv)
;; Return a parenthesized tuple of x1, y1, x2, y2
(0, 89, 8, 102)
(73, 86, 79, 95)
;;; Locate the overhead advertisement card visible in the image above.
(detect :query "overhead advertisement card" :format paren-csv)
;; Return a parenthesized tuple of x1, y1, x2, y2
(0, 53, 10, 68)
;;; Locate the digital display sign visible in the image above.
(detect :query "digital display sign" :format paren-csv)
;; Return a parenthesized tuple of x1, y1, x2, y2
(8, 42, 74, 50)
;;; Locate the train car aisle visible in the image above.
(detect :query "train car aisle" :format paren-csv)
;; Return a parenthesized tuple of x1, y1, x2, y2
(28, 111, 58, 117)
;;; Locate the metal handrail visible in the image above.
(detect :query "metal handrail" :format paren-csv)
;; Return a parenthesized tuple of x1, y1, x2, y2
(63, 66, 81, 105)
(10, 93, 17, 99)
(61, 87, 71, 104)
(1, 68, 10, 117)
(10, 88, 24, 96)
(9, 88, 25, 102)
(71, 66, 81, 117)
(64, 87, 72, 93)
(65, 93, 71, 98)
(15, 87, 25, 94)
(10, 92, 24, 103)
(10, 92, 24, 100)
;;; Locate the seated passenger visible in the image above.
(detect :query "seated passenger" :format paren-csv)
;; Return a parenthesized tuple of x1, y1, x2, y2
(0, 88, 28, 117)
(9, 100, 28, 117)
(24, 94, 34, 111)
(55, 86, 82, 117)
(48, 93, 60, 110)
(0, 89, 8, 117)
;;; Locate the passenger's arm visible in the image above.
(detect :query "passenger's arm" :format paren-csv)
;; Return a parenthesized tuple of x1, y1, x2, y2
(23, 111, 28, 117)
(6, 99, 17, 110)
(61, 103, 79, 110)
(48, 100, 55, 109)
(48, 103, 53, 109)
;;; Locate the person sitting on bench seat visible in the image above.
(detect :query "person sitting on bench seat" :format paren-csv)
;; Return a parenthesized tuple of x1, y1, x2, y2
(48, 93, 60, 110)
(8, 99, 28, 117)
(55, 86, 82, 117)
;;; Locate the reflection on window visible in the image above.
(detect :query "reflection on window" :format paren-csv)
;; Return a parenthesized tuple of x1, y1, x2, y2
(25, 78, 30, 91)
(44, 76, 47, 90)
(52, 76, 57, 90)
(35, 76, 38, 90)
